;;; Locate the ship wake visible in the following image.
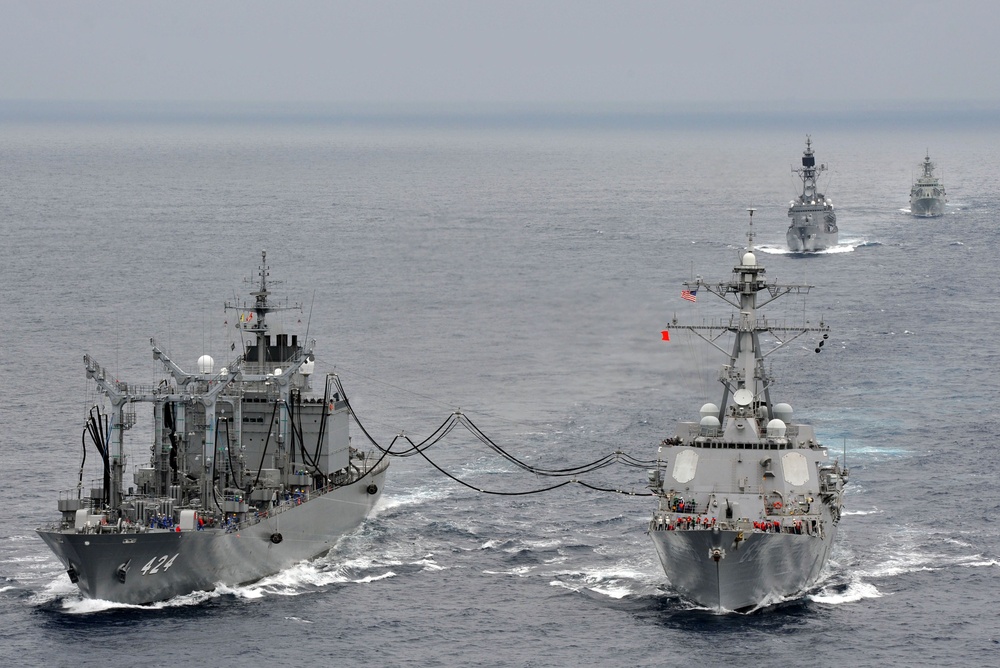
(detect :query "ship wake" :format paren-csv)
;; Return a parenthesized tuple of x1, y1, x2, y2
(756, 237, 880, 255)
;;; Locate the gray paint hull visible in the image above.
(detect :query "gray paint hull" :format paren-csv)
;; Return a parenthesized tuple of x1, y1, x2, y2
(786, 219, 838, 252)
(661, 226, 848, 612)
(910, 196, 945, 217)
(38, 468, 386, 604)
(649, 526, 836, 611)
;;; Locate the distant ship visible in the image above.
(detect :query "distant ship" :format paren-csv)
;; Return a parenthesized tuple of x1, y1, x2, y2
(909, 152, 947, 217)
(38, 252, 388, 604)
(786, 137, 838, 252)
(649, 211, 849, 612)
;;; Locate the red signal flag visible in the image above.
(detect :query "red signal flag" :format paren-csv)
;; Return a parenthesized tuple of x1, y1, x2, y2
(661, 330, 670, 341)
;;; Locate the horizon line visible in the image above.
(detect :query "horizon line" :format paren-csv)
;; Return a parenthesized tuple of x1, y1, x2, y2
(3, 99, 1000, 129)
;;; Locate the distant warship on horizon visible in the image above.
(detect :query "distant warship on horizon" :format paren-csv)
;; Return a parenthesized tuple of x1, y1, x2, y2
(909, 152, 947, 217)
(786, 137, 838, 252)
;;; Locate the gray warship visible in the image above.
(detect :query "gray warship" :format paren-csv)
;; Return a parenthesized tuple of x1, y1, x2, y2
(649, 212, 848, 612)
(909, 152, 947, 217)
(37, 252, 388, 604)
(786, 137, 838, 252)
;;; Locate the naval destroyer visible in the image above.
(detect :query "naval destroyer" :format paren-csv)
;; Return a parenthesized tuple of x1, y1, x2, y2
(649, 212, 848, 612)
(786, 137, 838, 252)
(38, 252, 388, 604)
(909, 152, 947, 217)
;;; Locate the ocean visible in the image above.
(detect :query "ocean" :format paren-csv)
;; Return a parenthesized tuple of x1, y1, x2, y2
(1, 111, 998, 666)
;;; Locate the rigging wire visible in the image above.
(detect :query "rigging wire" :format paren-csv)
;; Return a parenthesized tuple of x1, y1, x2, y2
(84, 406, 112, 507)
(330, 374, 656, 498)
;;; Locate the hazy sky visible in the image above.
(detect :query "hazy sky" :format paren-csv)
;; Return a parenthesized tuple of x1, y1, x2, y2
(1, 1, 996, 110)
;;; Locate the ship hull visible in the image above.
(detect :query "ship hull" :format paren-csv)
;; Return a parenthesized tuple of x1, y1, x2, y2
(786, 227, 838, 252)
(649, 525, 836, 612)
(38, 467, 386, 604)
(910, 196, 945, 217)
(786, 203, 838, 252)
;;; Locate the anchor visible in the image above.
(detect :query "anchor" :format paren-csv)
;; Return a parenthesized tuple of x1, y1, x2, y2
(116, 559, 131, 584)
(732, 531, 745, 550)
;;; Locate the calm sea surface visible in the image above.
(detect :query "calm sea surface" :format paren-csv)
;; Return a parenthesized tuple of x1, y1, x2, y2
(1, 114, 998, 666)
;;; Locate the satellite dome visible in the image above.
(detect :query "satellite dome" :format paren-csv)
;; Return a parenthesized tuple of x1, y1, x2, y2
(197, 355, 215, 374)
(773, 403, 793, 423)
(699, 403, 719, 419)
(766, 419, 787, 438)
(742, 251, 757, 266)
(699, 415, 721, 435)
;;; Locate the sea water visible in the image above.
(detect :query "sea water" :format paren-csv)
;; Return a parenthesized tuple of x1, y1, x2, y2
(1, 113, 998, 666)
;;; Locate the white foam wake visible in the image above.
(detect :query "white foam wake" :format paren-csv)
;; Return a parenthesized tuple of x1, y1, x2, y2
(809, 579, 883, 605)
(755, 237, 875, 255)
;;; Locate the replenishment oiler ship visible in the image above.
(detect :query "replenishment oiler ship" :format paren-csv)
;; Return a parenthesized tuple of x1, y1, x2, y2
(38, 252, 388, 604)
(649, 212, 848, 612)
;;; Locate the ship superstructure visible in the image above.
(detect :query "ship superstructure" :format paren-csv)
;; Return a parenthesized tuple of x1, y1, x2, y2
(649, 213, 848, 611)
(786, 137, 838, 251)
(38, 252, 388, 604)
(909, 152, 947, 217)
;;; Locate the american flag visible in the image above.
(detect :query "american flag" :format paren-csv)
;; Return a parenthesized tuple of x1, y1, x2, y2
(681, 289, 697, 302)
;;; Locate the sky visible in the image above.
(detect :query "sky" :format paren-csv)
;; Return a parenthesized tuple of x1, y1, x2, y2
(1, 0, 997, 112)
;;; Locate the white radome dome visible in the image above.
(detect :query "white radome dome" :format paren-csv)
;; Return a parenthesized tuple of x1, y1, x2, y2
(773, 403, 793, 423)
(699, 415, 721, 435)
(197, 355, 214, 374)
(766, 419, 787, 438)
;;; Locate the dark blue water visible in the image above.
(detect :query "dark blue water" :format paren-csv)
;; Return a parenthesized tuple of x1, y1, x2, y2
(2, 117, 998, 666)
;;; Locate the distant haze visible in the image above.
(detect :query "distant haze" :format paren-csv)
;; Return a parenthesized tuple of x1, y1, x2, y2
(1, 1, 997, 111)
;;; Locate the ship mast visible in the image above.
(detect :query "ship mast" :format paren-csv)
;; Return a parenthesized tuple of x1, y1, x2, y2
(249, 250, 272, 375)
(224, 250, 310, 376)
(920, 151, 935, 180)
(670, 211, 828, 425)
(794, 135, 826, 202)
